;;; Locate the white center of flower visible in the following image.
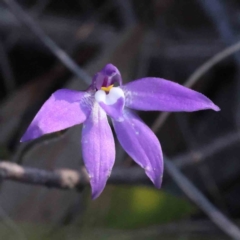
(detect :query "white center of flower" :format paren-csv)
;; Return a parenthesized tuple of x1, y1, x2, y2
(94, 87, 124, 105)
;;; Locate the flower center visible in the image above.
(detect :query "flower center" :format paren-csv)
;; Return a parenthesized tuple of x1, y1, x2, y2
(95, 87, 124, 106)
(101, 84, 114, 93)
(94, 86, 125, 121)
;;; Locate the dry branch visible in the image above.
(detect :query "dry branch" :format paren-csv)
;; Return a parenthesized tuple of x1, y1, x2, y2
(0, 161, 88, 190)
(173, 131, 240, 168)
(0, 161, 150, 190)
(165, 158, 240, 240)
(3, 0, 91, 84)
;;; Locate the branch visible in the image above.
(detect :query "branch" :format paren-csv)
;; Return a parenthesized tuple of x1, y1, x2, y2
(0, 161, 88, 190)
(173, 131, 240, 168)
(143, 19, 240, 239)
(0, 161, 150, 190)
(165, 158, 240, 240)
(152, 38, 240, 132)
(3, 0, 91, 84)
(1, 158, 240, 238)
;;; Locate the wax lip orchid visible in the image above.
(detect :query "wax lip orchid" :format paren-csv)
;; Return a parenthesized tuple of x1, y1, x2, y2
(21, 63, 220, 199)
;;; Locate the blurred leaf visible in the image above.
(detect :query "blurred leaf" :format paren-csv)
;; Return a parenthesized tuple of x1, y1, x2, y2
(84, 185, 196, 229)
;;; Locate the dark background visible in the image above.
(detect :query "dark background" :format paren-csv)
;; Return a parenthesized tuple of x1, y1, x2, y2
(0, 0, 240, 239)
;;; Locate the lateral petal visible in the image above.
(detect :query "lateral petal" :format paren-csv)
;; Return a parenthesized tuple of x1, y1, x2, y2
(82, 103, 115, 199)
(21, 89, 92, 141)
(112, 109, 163, 188)
(122, 78, 220, 112)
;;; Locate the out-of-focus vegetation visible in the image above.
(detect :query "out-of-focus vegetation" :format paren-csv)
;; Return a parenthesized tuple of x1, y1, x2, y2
(0, 0, 240, 239)
(84, 186, 195, 229)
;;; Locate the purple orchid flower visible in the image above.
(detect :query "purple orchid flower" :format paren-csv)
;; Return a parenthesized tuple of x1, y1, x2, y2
(21, 64, 220, 199)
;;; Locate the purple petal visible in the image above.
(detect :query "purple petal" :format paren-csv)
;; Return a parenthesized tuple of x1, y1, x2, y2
(98, 98, 124, 121)
(91, 64, 122, 90)
(122, 78, 220, 112)
(95, 87, 125, 120)
(82, 103, 115, 199)
(21, 89, 92, 142)
(112, 109, 163, 188)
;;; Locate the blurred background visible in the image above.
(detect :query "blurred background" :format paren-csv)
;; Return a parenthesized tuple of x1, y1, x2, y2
(0, 0, 240, 239)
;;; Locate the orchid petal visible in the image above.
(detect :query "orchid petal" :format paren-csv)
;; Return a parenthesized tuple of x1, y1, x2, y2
(21, 89, 92, 141)
(122, 78, 220, 112)
(95, 87, 125, 121)
(82, 103, 115, 199)
(92, 64, 122, 90)
(112, 109, 163, 188)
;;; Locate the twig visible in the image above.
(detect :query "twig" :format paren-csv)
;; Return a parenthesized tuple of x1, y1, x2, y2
(196, 0, 240, 128)
(152, 38, 240, 132)
(171, 130, 240, 212)
(3, 0, 91, 84)
(5, 0, 50, 50)
(123, 111, 240, 238)
(164, 158, 240, 240)
(145, 33, 240, 238)
(148, 53, 240, 238)
(173, 131, 240, 168)
(155, 116, 240, 238)
(0, 161, 88, 190)
(0, 158, 239, 238)
(0, 161, 150, 190)
(175, 113, 228, 213)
